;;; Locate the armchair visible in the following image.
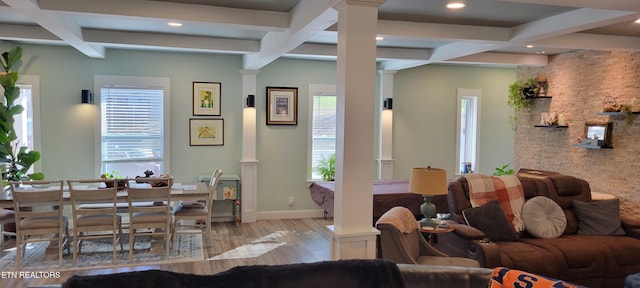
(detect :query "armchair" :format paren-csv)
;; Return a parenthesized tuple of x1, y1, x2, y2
(375, 206, 479, 267)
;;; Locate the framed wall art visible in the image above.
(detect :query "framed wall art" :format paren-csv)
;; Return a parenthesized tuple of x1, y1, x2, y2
(189, 118, 224, 146)
(193, 82, 221, 116)
(266, 86, 298, 125)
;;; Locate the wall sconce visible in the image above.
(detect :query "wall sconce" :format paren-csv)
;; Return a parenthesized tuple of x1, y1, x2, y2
(383, 98, 393, 110)
(246, 94, 255, 108)
(81, 89, 93, 104)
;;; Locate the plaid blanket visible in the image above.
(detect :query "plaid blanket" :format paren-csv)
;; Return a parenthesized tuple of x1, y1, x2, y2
(464, 174, 525, 232)
(376, 206, 418, 234)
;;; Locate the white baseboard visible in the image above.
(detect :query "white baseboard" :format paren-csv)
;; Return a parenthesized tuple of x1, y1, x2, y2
(257, 209, 326, 220)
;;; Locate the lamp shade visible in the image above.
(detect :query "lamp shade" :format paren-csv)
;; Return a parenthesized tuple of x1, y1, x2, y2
(409, 167, 447, 196)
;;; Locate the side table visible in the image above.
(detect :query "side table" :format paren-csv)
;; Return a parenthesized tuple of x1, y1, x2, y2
(420, 224, 455, 245)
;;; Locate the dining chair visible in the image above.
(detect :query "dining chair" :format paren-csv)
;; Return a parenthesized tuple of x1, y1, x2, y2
(0, 208, 16, 245)
(68, 179, 124, 265)
(126, 178, 173, 261)
(11, 180, 70, 268)
(172, 169, 223, 248)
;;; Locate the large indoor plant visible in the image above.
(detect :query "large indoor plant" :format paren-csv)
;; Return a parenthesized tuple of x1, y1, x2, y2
(0, 47, 44, 182)
(507, 78, 537, 130)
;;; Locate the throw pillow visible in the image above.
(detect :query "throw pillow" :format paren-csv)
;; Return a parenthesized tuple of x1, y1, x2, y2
(522, 196, 567, 238)
(462, 200, 518, 242)
(573, 199, 625, 236)
(488, 267, 586, 288)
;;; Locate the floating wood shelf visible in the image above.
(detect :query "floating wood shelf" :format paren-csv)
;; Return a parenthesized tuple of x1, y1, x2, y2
(572, 144, 612, 149)
(534, 125, 568, 128)
(595, 111, 640, 116)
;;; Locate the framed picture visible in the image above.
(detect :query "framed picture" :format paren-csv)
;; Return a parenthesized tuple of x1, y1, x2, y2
(193, 82, 221, 116)
(584, 122, 612, 148)
(266, 86, 298, 125)
(189, 118, 224, 146)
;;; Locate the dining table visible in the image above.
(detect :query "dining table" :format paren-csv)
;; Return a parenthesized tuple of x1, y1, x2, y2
(1, 181, 211, 259)
(0, 181, 210, 209)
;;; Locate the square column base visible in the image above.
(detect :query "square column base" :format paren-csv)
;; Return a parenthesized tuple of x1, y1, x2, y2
(327, 225, 379, 260)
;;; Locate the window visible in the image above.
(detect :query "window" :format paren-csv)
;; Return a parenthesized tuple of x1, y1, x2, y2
(95, 76, 170, 178)
(456, 89, 480, 174)
(307, 84, 336, 180)
(14, 75, 41, 174)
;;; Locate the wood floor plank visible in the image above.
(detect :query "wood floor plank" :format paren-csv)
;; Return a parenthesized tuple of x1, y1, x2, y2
(0, 218, 333, 287)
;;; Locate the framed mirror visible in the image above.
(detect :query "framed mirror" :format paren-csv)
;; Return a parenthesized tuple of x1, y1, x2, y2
(584, 122, 612, 147)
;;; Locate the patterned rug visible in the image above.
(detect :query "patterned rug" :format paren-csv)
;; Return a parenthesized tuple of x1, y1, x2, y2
(0, 233, 203, 272)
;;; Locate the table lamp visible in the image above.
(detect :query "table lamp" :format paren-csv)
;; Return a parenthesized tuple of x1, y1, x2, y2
(409, 166, 448, 227)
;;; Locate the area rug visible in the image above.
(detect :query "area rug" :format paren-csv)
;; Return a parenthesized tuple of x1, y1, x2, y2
(0, 234, 203, 272)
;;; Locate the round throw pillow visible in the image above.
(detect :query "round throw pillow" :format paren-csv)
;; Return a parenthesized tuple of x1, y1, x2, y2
(522, 196, 567, 238)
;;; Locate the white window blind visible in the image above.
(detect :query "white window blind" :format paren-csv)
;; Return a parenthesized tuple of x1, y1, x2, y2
(101, 85, 164, 177)
(310, 95, 336, 180)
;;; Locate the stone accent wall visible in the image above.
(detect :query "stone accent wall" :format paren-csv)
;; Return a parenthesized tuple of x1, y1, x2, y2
(514, 50, 640, 218)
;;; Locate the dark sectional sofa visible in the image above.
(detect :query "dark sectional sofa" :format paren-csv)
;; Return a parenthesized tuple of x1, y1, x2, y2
(42, 260, 494, 288)
(440, 173, 640, 288)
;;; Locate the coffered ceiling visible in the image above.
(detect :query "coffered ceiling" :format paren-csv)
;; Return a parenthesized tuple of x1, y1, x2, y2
(1, 0, 639, 70)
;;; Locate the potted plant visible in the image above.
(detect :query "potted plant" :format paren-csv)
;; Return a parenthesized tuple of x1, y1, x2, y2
(0, 47, 44, 183)
(315, 153, 335, 181)
(101, 170, 127, 189)
(493, 164, 515, 176)
(507, 78, 537, 130)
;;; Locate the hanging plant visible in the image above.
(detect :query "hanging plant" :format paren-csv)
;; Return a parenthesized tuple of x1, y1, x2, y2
(507, 78, 537, 130)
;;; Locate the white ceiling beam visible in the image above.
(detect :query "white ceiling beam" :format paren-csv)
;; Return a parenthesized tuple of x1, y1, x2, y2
(380, 42, 501, 70)
(2, 0, 105, 58)
(83, 29, 260, 54)
(36, 0, 289, 31)
(509, 8, 639, 43)
(531, 33, 640, 52)
(243, 0, 337, 70)
(287, 43, 432, 61)
(501, 0, 640, 11)
(447, 52, 548, 66)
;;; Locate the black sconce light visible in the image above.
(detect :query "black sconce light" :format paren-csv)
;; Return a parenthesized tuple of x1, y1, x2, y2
(81, 89, 93, 104)
(383, 98, 393, 110)
(246, 94, 255, 108)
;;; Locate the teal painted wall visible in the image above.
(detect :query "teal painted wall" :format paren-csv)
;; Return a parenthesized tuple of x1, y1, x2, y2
(1, 42, 515, 214)
(393, 64, 516, 179)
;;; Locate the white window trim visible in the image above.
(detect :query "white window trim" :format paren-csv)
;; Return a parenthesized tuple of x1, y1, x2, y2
(455, 88, 481, 175)
(94, 75, 171, 176)
(307, 84, 336, 181)
(16, 75, 41, 172)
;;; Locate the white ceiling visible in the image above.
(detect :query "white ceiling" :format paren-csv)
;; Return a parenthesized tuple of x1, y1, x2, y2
(1, 0, 639, 70)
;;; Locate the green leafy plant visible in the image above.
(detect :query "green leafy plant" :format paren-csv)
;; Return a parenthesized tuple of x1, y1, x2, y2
(493, 164, 515, 176)
(508, 78, 537, 130)
(101, 170, 123, 179)
(315, 153, 336, 181)
(620, 103, 635, 127)
(0, 47, 44, 183)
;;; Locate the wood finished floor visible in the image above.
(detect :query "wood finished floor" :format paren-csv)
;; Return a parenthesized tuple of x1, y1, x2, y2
(0, 218, 333, 287)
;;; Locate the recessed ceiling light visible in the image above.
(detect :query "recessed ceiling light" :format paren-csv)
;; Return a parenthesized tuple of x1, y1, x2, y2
(526, 45, 534, 48)
(536, 51, 546, 54)
(446, 2, 466, 9)
(168, 22, 183, 27)
(376, 36, 384, 41)
(635, 18, 640, 24)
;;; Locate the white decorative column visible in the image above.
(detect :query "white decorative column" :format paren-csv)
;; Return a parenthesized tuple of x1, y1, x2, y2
(240, 69, 259, 223)
(378, 70, 396, 180)
(329, 0, 387, 260)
